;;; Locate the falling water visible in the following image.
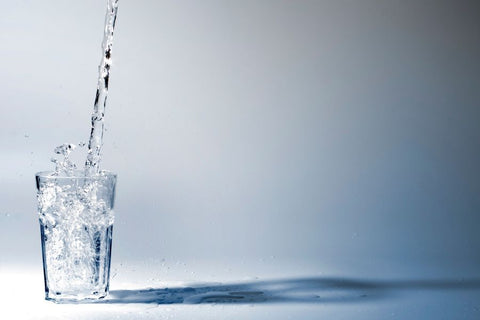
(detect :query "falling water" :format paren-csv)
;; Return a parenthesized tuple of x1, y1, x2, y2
(85, 0, 119, 175)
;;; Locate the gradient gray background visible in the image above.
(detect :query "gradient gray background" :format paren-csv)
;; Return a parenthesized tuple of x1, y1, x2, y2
(1, 0, 479, 318)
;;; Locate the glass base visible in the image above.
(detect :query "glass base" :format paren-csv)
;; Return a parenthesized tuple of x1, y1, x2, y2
(45, 289, 108, 303)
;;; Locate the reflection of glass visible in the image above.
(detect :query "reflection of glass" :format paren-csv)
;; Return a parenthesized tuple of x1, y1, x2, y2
(36, 171, 117, 302)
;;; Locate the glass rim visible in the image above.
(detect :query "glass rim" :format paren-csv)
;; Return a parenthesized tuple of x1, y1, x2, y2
(35, 170, 117, 180)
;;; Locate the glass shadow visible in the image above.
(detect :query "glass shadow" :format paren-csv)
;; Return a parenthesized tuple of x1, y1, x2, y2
(90, 277, 480, 305)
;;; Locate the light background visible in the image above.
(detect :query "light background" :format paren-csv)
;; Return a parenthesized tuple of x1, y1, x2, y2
(1, 0, 479, 318)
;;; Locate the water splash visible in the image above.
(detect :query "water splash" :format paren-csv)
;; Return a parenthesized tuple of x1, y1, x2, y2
(51, 143, 77, 175)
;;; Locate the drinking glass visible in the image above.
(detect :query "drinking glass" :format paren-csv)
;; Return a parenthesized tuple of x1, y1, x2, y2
(36, 171, 117, 302)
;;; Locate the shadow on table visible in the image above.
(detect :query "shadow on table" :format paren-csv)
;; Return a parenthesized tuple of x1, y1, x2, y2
(94, 277, 480, 305)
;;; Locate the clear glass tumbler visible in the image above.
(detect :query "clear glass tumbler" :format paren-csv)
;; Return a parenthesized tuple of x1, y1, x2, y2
(36, 171, 117, 302)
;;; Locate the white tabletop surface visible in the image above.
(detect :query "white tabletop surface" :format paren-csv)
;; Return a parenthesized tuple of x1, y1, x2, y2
(2, 258, 480, 319)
